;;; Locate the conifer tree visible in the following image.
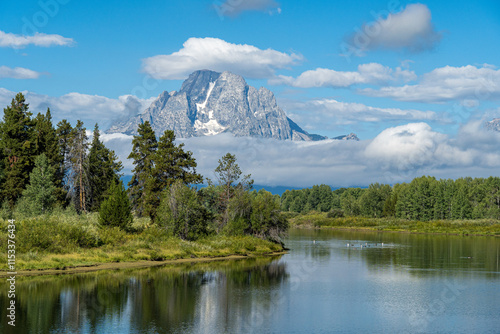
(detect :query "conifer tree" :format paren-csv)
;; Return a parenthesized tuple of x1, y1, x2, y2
(88, 124, 123, 211)
(55, 119, 73, 203)
(33, 109, 65, 203)
(18, 154, 56, 215)
(67, 120, 89, 212)
(0, 93, 35, 207)
(147, 130, 202, 221)
(128, 121, 157, 216)
(98, 180, 132, 230)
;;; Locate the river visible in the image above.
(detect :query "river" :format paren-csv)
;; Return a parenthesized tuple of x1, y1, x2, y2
(1, 229, 499, 333)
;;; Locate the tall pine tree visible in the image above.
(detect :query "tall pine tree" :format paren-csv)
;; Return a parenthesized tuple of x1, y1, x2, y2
(88, 123, 123, 211)
(0, 93, 35, 207)
(55, 119, 73, 204)
(147, 130, 202, 221)
(128, 121, 157, 217)
(33, 109, 65, 204)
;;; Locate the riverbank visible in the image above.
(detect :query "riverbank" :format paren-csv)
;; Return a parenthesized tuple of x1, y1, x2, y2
(0, 251, 287, 277)
(289, 212, 500, 236)
(0, 212, 285, 273)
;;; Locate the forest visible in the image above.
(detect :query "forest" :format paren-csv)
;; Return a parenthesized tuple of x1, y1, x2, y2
(281, 176, 500, 221)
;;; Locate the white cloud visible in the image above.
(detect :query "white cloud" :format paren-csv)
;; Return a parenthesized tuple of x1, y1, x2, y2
(280, 98, 442, 129)
(347, 3, 441, 54)
(0, 30, 74, 48)
(361, 64, 500, 103)
(142, 37, 302, 80)
(0, 88, 154, 129)
(270, 63, 416, 88)
(0, 66, 42, 79)
(214, 0, 281, 17)
(101, 122, 500, 188)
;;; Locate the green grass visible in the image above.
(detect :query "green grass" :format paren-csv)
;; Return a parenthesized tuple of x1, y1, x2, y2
(290, 211, 500, 236)
(0, 210, 284, 271)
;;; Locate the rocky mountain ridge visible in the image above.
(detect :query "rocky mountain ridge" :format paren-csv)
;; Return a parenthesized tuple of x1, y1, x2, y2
(108, 70, 357, 141)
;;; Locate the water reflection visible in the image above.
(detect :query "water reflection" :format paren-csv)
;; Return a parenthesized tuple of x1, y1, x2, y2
(0, 257, 287, 334)
(1, 231, 499, 334)
(290, 229, 500, 277)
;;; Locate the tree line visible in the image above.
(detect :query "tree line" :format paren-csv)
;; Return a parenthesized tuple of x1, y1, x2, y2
(0, 93, 288, 244)
(0, 93, 122, 215)
(281, 176, 500, 220)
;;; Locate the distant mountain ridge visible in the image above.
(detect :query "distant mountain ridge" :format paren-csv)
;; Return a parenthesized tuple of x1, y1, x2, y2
(485, 118, 500, 132)
(108, 70, 357, 141)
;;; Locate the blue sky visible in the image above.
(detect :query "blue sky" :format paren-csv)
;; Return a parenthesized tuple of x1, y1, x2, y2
(2, 0, 500, 187)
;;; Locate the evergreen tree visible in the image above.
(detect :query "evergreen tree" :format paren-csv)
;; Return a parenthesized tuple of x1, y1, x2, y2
(0, 93, 35, 207)
(128, 121, 157, 217)
(33, 109, 65, 203)
(88, 124, 123, 211)
(18, 154, 57, 215)
(98, 180, 133, 230)
(147, 130, 202, 221)
(55, 119, 73, 204)
(67, 120, 89, 212)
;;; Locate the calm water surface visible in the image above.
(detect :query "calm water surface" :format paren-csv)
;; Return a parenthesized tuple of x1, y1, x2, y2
(1, 229, 499, 333)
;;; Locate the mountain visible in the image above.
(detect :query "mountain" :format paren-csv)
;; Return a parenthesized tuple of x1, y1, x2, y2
(332, 133, 360, 141)
(485, 118, 500, 131)
(108, 70, 355, 141)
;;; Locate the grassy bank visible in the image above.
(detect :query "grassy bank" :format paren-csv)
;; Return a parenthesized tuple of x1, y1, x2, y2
(288, 212, 500, 236)
(0, 210, 284, 272)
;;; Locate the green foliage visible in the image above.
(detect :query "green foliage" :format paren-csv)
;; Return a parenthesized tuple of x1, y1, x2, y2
(88, 123, 123, 211)
(55, 119, 73, 205)
(250, 190, 288, 244)
(212, 153, 254, 229)
(98, 180, 133, 230)
(0, 93, 36, 207)
(157, 180, 209, 240)
(17, 154, 57, 216)
(327, 209, 344, 218)
(224, 187, 253, 235)
(128, 125, 202, 222)
(128, 121, 157, 217)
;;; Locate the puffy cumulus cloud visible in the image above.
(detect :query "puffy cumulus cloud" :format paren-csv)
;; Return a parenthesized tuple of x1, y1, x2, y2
(213, 0, 281, 17)
(269, 63, 416, 88)
(361, 64, 500, 103)
(347, 4, 441, 54)
(0, 66, 42, 79)
(102, 122, 500, 188)
(142, 37, 302, 80)
(0, 30, 74, 48)
(0, 88, 154, 129)
(365, 123, 446, 169)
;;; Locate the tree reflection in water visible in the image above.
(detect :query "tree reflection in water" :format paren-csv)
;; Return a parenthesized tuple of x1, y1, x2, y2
(0, 256, 287, 334)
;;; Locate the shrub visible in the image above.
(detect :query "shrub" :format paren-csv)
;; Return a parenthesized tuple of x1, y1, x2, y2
(327, 209, 345, 218)
(98, 180, 133, 230)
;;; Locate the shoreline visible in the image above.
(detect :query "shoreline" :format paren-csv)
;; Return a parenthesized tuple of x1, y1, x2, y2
(292, 224, 500, 237)
(0, 251, 288, 278)
(289, 214, 500, 237)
